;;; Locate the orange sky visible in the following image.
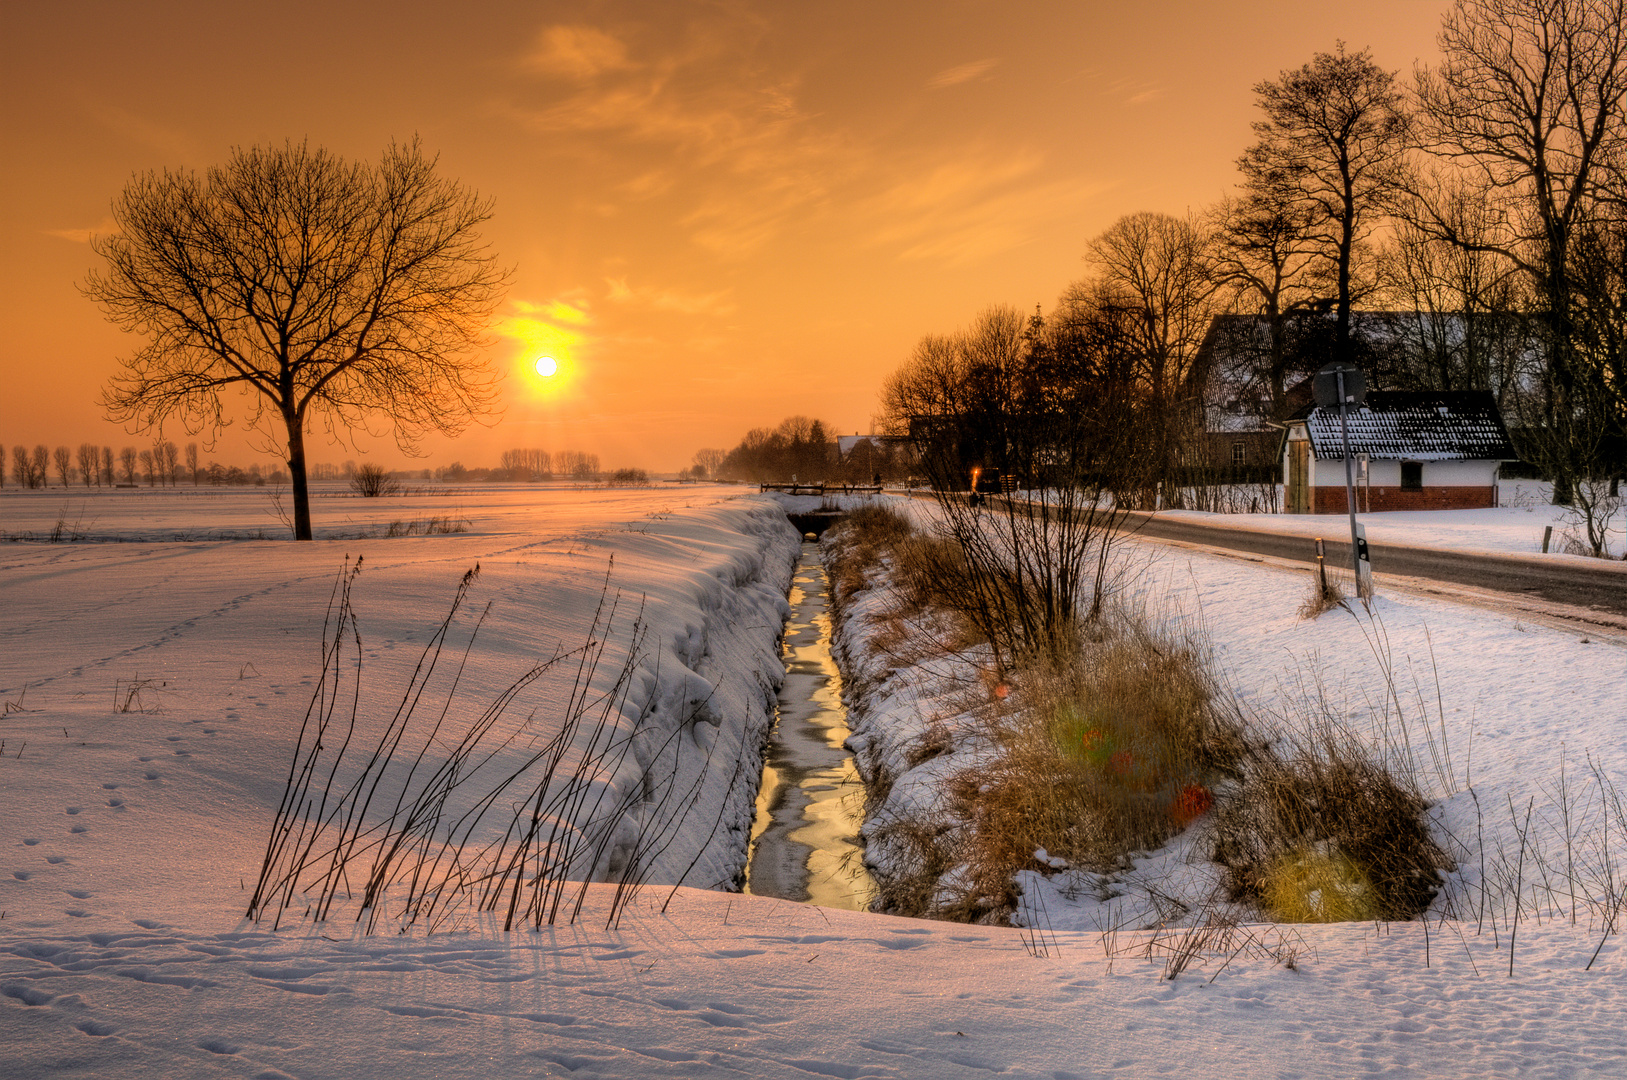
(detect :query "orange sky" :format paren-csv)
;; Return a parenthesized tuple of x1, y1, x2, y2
(0, 0, 1452, 474)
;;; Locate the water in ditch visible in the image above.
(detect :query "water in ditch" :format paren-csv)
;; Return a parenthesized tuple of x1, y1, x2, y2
(744, 543, 876, 910)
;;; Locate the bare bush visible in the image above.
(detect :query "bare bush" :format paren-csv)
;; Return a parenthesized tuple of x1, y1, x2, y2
(350, 463, 402, 498)
(1211, 715, 1451, 922)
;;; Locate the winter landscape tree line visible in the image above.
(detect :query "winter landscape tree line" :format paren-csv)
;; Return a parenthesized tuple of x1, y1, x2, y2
(839, 0, 1627, 509)
(0, 440, 288, 489)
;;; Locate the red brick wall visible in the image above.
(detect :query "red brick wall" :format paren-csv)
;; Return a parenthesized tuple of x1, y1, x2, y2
(1312, 486, 1496, 513)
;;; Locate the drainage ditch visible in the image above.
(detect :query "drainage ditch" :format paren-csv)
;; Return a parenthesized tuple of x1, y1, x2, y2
(743, 542, 876, 910)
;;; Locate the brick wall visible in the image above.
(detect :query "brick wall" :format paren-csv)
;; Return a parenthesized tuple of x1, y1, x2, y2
(1311, 485, 1496, 513)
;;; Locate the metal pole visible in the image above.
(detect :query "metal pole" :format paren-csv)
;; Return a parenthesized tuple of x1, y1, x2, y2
(1337, 370, 1361, 590)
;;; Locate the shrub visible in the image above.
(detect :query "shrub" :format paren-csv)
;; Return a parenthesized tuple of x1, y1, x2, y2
(947, 633, 1248, 914)
(351, 464, 401, 497)
(608, 468, 649, 486)
(1211, 718, 1451, 922)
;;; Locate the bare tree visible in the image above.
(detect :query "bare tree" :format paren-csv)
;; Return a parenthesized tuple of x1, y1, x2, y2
(138, 449, 155, 487)
(1381, 169, 1529, 404)
(54, 446, 72, 488)
(10, 446, 24, 489)
(185, 442, 200, 485)
(1243, 44, 1410, 366)
(77, 443, 98, 488)
(86, 140, 508, 539)
(157, 440, 180, 486)
(118, 446, 138, 485)
(31, 446, 48, 489)
(692, 447, 726, 480)
(1415, 0, 1627, 501)
(1210, 176, 1320, 417)
(0, 444, 5, 489)
(1086, 212, 1219, 503)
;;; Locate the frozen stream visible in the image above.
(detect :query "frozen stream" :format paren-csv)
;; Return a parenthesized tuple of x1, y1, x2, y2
(744, 544, 876, 910)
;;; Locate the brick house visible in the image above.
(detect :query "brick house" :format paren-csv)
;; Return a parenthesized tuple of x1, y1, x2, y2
(1281, 390, 1517, 513)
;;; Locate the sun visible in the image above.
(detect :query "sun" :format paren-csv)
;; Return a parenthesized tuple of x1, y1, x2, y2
(534, 355, 558, 378)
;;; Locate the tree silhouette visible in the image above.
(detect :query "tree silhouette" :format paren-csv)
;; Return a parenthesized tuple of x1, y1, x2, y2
(86, 140, 507, 539)
(1242, 44, 1409, 365)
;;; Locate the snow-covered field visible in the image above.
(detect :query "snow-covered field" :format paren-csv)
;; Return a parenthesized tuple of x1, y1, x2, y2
(1163, 479, 1622, 558)
(5, 486, 1627, 1078)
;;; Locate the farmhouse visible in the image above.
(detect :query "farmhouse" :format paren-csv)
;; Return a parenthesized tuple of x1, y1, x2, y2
(1281, 390, 1517, 513)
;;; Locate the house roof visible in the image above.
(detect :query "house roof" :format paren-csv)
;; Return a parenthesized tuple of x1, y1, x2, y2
(1296, 390, 1517, 462)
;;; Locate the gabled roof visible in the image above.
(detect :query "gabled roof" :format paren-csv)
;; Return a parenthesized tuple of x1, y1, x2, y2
(1295, 390, 1517, 461)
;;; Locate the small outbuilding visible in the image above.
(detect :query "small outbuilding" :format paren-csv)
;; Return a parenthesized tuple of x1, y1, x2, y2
(1281, 390, 1518, 514)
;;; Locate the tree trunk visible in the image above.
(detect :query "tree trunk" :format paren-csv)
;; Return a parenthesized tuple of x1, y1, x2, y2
(283, 410, 313, 541)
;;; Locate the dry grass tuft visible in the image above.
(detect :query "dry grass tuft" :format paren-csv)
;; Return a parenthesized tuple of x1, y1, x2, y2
(946, 631, 1248, 919)
(827, 503, 914, 608)
(1211, 719, 1450, 922)
(1298, 574, 1347, 620)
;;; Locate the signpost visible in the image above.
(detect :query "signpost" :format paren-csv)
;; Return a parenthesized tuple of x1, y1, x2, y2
(1313, 362, 1371, 601)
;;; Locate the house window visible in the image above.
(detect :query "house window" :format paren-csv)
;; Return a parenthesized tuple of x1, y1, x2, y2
(1231, 442, 1246, 465)
(1401, 461, 1423, 490)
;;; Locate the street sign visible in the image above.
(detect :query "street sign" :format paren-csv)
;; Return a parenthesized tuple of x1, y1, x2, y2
(1313, 363, 1367, 407)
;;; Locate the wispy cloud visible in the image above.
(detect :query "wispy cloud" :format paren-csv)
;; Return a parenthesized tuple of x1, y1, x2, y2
(526, 25, 636, 80)
(507, 19, 856, 257)
(77, 96, 200, 161)
(864, 148, 1111, 266)
(498, 296, 595, 358)
(926, 58, 999, 89)
(605, 276, 735, 316)
(43, 217, 116, 244)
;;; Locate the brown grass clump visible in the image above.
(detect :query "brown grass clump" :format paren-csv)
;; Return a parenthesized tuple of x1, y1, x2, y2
(827, 503, 914, 608)
(1211, 720, 1451, 922)
(949, 633, 1248, 917)
(1298, 573, 1347, 620)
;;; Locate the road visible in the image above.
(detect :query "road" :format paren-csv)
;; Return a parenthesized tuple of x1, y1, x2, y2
(1119, 510, 1627, 619)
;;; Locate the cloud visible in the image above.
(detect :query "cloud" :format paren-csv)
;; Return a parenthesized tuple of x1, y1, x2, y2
(926, 58, 999, 90)
(44, 215, 118, 243)
(507, 18, 857, 257)
(498, 296, 595, 358)
(77, 95, 200, 161)
(863, 148, 1111, 266)
(604, 277, 735, 316)
(527, 25, 635, 80)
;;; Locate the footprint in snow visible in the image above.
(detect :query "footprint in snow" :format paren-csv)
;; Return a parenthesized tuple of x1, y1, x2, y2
(107, 799, 124, 808)
(70, 826, 87, 834)
(22, 839, 40, 846)
(65, 889, 91, 899)
(76, 1020, 116, 1037)
(65, 909, 92, 918)
(144, 772, 159, 780)
(12, 871, 30, 880)
(2, 984, 53, 1006)
(102, 783, 118, 790)
(46, 856, 66, 864)
(198, 1039, 240, 1055)
(65, 808, 82, 815)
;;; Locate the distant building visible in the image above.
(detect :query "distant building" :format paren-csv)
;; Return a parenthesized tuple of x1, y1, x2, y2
(1281, 390, 1517, 513)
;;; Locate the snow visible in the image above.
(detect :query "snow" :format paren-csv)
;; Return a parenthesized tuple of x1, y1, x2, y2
(1161, 479, 1627, 558)
(5, 485, 1627, 1078)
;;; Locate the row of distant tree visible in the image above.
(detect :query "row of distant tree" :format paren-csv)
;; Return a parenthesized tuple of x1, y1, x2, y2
(880, 0, 1627, 506)
(1, 442, 679, 491)
(696, 417, 916, 485)
(2, 441, 287, 490)
(437, 450, 604, 483)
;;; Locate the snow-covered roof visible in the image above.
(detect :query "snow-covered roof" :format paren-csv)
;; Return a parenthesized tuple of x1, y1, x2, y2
(1299, 390, 1517, 462)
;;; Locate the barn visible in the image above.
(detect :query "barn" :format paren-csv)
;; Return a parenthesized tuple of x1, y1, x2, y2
(1281, 390, 1518, 514)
